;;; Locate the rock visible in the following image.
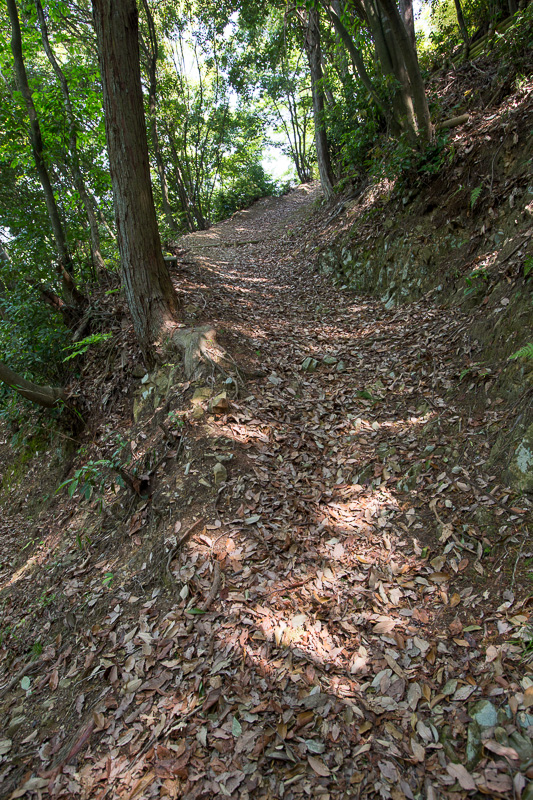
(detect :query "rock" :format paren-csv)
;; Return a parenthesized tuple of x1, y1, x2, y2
(336, 361, 346, 372)
(469, 699, 498, 728)
(191, 406, 204, 419)
(211, 391, 230, 414)
(301, 357, 318, 373)
(132, 365, 147, 379)
(192, 387, 212, 405)
(323, 355, 338, 365)
(213, 462, 227, 485)
(509, 422, 533, 493)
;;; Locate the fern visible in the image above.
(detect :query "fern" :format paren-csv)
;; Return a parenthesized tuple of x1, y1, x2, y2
(62, 332, 112, 362)
(470, 185, 482, 209)
(509, 343, 533, 361)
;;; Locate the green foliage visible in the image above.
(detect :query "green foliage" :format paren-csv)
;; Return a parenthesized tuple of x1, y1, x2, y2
(470, 185, 482, 209)
(62, 332, 113, 362)
(0, 285, 66, 382)
(508, 343, 533, 362)
(211, 163, 283, 221)
(370, 132, 451, 187)
(464, 266, 489, 296)
(524, 256, 533, 279)
(56, 458, 125, 503)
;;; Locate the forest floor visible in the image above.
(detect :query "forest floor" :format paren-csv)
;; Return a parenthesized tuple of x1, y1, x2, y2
(1, 183, 533, 799)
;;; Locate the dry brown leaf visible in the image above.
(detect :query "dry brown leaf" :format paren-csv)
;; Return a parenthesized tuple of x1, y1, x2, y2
(523, 685, 533, 708)
(446, 763, 476, 790)
(308, 756, 330, 776)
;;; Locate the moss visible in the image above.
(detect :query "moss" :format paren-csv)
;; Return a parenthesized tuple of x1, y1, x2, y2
(0, 434, 48, 495)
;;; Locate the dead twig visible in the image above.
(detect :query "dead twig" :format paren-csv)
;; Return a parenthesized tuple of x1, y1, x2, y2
(165, 517, 205, 587)
(0, 659, 40, 699)
(39, 719, 95, 781)
(199, 561, 222, 612)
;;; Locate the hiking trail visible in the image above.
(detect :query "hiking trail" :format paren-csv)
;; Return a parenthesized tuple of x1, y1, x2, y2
(0, 184, 531, 799)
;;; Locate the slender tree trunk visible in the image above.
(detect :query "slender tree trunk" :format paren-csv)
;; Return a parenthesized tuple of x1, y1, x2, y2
(362, 0, 416, 139)
(34, 0, 105, 273)
(6, 0, 74, 274)
(399, 0, 416, 48)
(302, 8, 335, 199)
(325, 3, 390, 124)
(453, 0, 470, 57)
(0, 361, 64, 408)
(92, 0, 178, 365)
(139, 0, 179, 233)
(164, 122, 207, 231)
(376, 0, 433, 143)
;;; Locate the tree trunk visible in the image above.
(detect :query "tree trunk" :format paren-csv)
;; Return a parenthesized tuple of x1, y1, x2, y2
(325, 3, 390, 124)
(399, 0, 416, 48)
(361, 0, 416, 139)
(302, 8, 335, 199)
(453, 0, 470, 57)
(376, 0, 433, 143)
(91, 0, 178, 365)
(34, 0, 106, 273)
(0, 361, 64, 408)
(6, 0, 74, 275)
(139, 0, 179, 234)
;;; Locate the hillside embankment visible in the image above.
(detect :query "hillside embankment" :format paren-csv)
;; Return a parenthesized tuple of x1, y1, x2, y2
(297, 59, 533, 494)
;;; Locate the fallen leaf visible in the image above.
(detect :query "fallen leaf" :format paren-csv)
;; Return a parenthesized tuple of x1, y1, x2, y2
(308, 755, 330, 776)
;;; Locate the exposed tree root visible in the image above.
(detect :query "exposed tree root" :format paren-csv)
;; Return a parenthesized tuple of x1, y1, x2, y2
(172, 324, 243, 383)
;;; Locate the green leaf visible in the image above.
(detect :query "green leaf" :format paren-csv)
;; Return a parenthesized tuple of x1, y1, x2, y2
(20, 676, 31, 691)
(509, 343, 533, 361)
(232, 716, 242, 737)
(470, 185, 482, 209)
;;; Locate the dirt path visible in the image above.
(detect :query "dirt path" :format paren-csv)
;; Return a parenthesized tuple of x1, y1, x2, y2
(173, 186, 532, 798)
(1, 186, 531, 799)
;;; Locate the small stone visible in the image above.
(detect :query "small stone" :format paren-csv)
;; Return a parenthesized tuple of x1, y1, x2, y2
(191, 406, 204, 419)
(132, 365, 147, 379)
(323, 355, 338, 365)
(336, 361, 346, 372)
(469, 699, 498, 729)
(301, 357, 318, 373)
(213, 462, 227, 485)
(509, 423, 533, 493)
(211, 392, 230, 414)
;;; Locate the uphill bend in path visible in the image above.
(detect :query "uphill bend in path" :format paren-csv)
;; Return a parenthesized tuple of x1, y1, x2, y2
(171, 184, 525, 798)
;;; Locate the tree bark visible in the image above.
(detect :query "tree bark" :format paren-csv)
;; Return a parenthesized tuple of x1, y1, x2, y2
(376, 0, 433, 143)
(34, 0, 106, 273)
(91, 0, 178, 365)
(6, 0, 74, 275)
(453, 0, 470, 57)
(139, 0, 179, 234)
(301, 8, 335, 199)
(324, 3, 390, 124)
(0, 361, 64, 408)
(399, 0, 416, 48)
(361, 0, 416, 139)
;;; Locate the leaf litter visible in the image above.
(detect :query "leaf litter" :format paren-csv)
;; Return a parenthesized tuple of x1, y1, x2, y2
(0, 185, 531, 799)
